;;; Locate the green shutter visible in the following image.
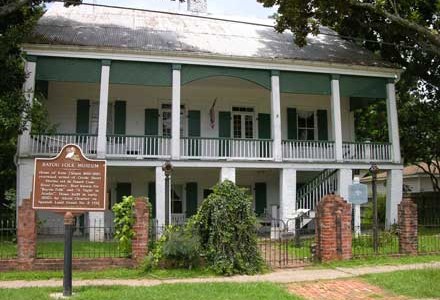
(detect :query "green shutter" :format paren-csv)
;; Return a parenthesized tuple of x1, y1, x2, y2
(287, 108, 297, 140)
(145, 109, 159, 155)
(254, 183, 267, 216)
(145, 109, 159, 135)
(218, 111, 231, 157)
(114, 101, 126, 135)
(317, 110, 328, 141)
(116, 183, 131, 204)
(258, 113, 271, 139)
(186, 182, 198, 218)
(148, 182, 156, 219)
(188, 111, 201, 137)
(76, 99, 90, 134)
(188, 110, 201, 156)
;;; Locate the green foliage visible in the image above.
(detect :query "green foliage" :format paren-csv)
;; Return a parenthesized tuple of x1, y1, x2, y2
(191, 180, 264, 275)
(148, 225, 201, 270)
(362, 195, 387, 227)
(112, 195, 136, 255)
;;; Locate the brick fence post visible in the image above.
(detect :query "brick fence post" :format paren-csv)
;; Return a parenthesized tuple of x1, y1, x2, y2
(17, 198, 36, 267)
(398, 197, 418, 255)
(315, 195, 352, 262)
(132, 197, 150, 264)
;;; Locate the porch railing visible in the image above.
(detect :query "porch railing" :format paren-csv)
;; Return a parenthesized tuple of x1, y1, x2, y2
(106, 135, 171, 158)
(180, 137, 273, 160)
(31, 134, 97, 156)
(282, 140, 335, 161)
(343, 142, 392, 162)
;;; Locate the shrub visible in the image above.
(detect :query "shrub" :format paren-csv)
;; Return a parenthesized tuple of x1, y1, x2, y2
(362, 195, 386, 227)
(147, 225, 201, 270)
(112, 195, 136, 255)
(191, 180, 264, 275)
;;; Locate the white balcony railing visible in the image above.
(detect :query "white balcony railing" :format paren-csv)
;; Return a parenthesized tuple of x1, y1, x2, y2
(106, 135, 171, 158)
(343, 142, 392, 162)
(282, 140, 335, 161)
(180, 137, 273, 160)
(31, 134, 97, 156)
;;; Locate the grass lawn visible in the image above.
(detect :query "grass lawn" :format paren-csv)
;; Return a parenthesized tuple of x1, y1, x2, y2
(363, 268, 440, 299)
(0, 267, 217, 281)
(0, 283, 302, 300)
(36, 240, 128, 258)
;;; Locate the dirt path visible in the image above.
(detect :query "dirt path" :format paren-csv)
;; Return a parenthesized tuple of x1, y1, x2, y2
(0, 262, 439, 289)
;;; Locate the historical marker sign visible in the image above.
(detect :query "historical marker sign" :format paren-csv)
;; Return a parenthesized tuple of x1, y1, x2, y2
(348, 183, 368, 205)
(32, 144, 106, 211)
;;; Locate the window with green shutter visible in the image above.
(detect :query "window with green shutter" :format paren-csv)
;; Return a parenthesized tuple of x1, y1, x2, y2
(148, 182, 156, 219)
(114, 101, 126, 135)
(145, 109, 159, 155)
(188, 110, 201, 156)
(218, 111, 231, 156)
(186, 182, 198, 218)
(287, 108, 297, 140)
(254, 182, 267, 216)
(116, 183, 131, 204)
(258, 113, 271, 158)
(76, 99, 90, 134)
(317, 110, 328, 140)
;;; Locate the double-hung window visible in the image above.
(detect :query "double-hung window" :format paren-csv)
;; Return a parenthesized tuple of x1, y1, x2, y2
(297, 111, 315, 141)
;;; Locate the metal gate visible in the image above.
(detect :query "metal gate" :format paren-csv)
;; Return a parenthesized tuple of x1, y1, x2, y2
(257, 218, 315, 268)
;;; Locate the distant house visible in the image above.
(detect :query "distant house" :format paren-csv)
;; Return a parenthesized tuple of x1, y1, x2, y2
(361, 163, 439, 196)
(17, 0, 404, 229)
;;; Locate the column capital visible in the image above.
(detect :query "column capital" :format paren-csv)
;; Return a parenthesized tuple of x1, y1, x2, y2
(331, 74, 340, 80)
(101, 59, 112, 66)
(271, 70, 280, 76)
(172, 64, 182, 70)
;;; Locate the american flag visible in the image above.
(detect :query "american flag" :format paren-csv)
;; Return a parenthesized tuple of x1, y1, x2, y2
(210, 98, 217, 129)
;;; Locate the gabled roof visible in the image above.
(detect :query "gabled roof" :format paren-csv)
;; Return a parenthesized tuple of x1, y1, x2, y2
(28, 3, 394, 68)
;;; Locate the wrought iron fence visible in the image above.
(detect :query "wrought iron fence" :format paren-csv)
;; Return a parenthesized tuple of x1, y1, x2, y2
(37, 218, 129, 259)
(0, 219, 16, 259)
(352, 226, 400, 257)
(418, 224, 440, 254)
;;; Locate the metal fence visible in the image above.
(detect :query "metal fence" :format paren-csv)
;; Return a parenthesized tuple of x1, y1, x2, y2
(418, 224, 440, 254)
(36, 218, 128, 259)
(352, 225, 400, 257)
(0, 219, 16, 259)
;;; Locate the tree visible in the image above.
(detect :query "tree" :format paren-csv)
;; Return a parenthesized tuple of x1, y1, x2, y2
(258, 0, 440, 190)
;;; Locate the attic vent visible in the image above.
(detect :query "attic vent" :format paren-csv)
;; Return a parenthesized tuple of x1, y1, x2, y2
(187, 0, 207, 13)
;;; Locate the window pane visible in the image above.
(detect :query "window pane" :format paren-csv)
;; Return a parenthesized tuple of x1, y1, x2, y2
(233, 115, 242, 138)
(298, 129, 307, 140)
(245, 115, 253, 139)
(307, 114, 314, 127)
(298, 116, 306, 127)
(307, 129, 315, 140)
(162, 111, 172, 137)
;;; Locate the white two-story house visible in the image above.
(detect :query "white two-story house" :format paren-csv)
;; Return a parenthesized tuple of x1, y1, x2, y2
(17, 1, 403, 229)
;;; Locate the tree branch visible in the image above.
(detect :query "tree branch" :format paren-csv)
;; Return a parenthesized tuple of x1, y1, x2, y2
(0, 0, 31, 18)
(350, 1, 440, 51)
(416, 162, 440, 192)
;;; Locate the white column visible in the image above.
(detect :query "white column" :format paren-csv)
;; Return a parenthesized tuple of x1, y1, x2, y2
(386, 169, 403, 227)
(97, 60, 111, 158)
(18, 57, 37, 157)
(88, 212, 105, 242)
(330, 75, 343, 162)
(155, 166, 166, 226)
(171, 64, 181, 160)
(271, 70, 282, 161)
(220, 167, 236, 183)
(279, 168, 296, 224)
(337, 168, 352, 200)
(386, 80, 401, 163)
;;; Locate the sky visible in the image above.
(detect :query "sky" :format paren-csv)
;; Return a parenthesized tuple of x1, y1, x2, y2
(77, 0, 277, 19)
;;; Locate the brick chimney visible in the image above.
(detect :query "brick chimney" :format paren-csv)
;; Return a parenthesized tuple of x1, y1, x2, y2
(187, 0, 207, 13)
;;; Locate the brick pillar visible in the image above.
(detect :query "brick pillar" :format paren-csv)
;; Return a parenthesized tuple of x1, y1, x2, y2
(17, 198, 37, 264)
(315, 195, 352, 262)
(398, 197, 418, 255)
(132, 197, 150, 263)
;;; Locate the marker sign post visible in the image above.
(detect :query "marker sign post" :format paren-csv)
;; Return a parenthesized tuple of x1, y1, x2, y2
(32, 144, 106, 297)
(348, 181, 368, 236)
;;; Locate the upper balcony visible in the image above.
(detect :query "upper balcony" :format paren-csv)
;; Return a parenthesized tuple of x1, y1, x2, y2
(21, 57, 400, 164)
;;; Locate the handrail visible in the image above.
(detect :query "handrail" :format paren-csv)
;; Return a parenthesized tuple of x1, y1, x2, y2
(296, 169, 338, 211)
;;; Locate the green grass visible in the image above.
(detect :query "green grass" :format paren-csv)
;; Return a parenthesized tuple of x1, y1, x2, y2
(0, 283, 302, 300)
(36, 240, 127, 258)
(363, 268, 440, 298)
(0, 267, 217, 281)
(319, 253, 440, 268)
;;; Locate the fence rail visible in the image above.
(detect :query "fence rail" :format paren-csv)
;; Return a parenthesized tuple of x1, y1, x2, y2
(106, 135, 171, 158)
(343, 142, 392, 162)
(31, 134, 97, 156)
(0, 219, 16, 259)
(181, 137, 273, 160)
(282, 140, 335, 161)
